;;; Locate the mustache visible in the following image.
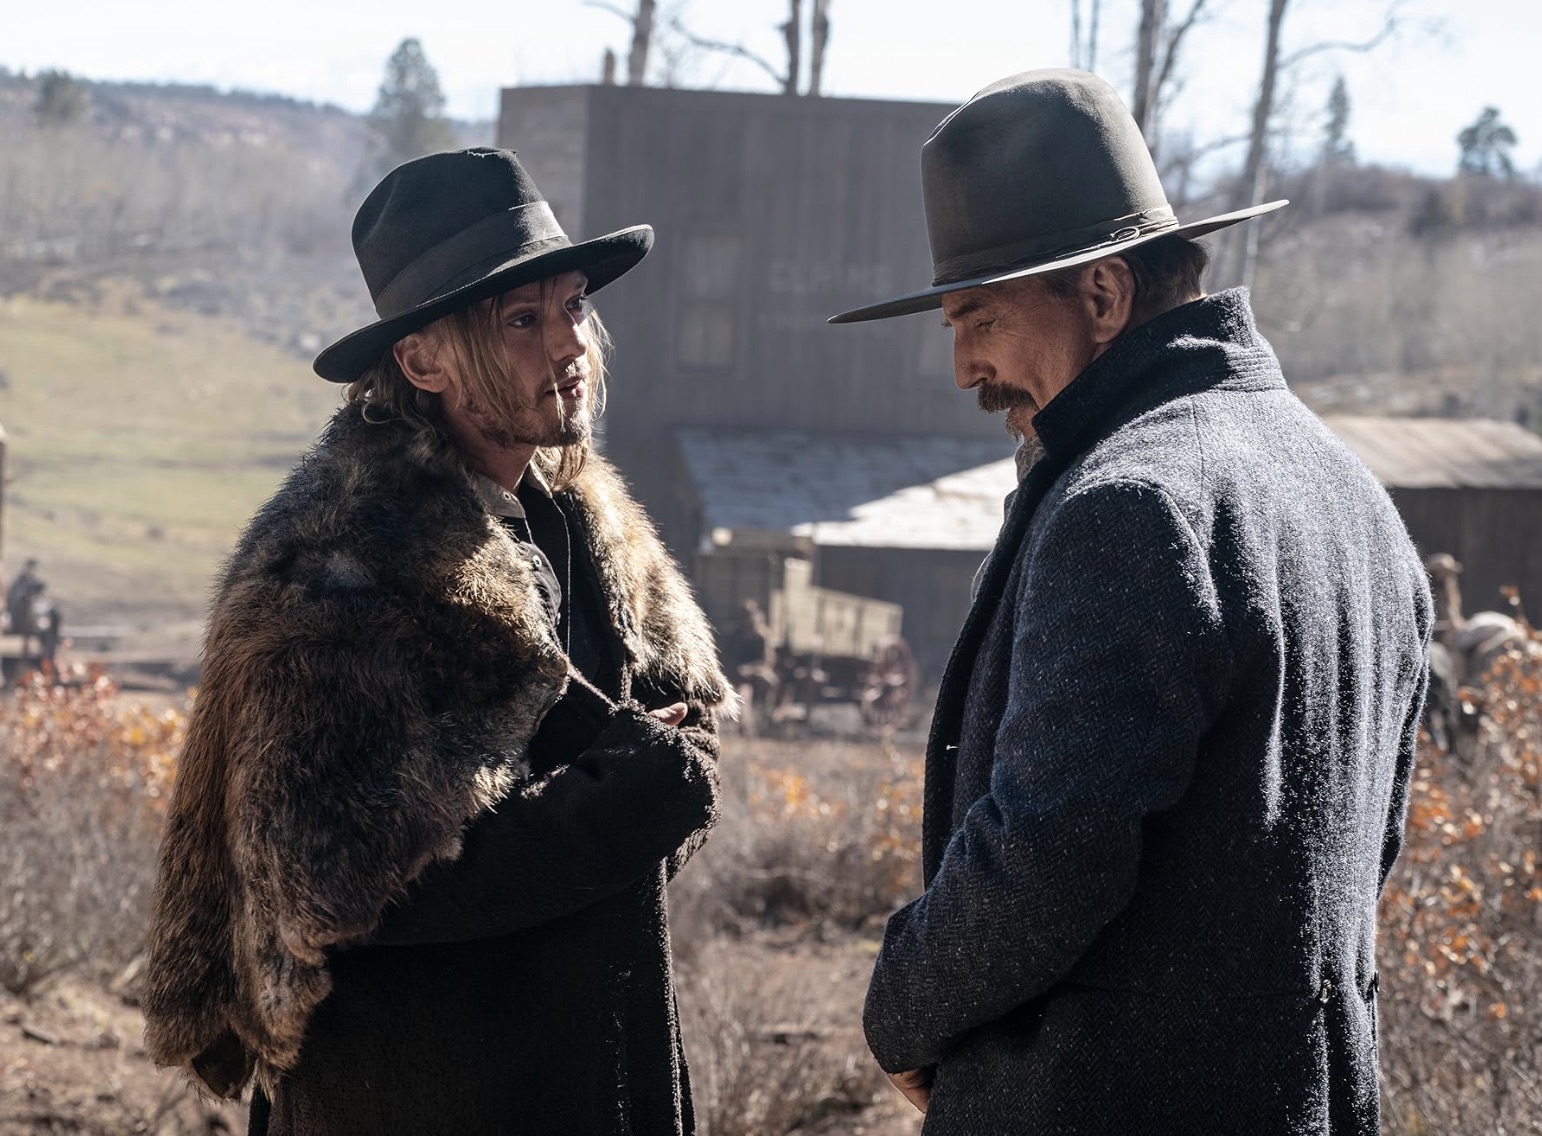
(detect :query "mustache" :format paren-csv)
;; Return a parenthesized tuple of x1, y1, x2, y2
(975, 382, 1039, 416)
(553, 361, 588, 387)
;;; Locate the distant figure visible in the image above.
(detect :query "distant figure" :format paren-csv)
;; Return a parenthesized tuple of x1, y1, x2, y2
(831, 70, 1431, 1134)
(6, 559, 46, 654)
(1426, 552, 1533, 681)
(723, 598, 779, 733)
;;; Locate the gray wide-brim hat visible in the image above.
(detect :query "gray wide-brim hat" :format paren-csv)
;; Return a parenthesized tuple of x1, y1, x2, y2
(315, 148, 653, 382)
(829, 69, 1285, 324)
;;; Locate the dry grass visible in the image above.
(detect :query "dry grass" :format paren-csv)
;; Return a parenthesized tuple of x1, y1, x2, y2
(3, 665, 1540, 1135)
(0, 288, 340, 621)
(0, 670, 180, 996)
(671, 737, 923, 952)
(670, 736, 926, 1135)
(1379, 632, 1542, 1135)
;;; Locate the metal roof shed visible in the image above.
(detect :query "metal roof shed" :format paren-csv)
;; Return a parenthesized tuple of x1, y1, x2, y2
(1324, 416, 1542, 615)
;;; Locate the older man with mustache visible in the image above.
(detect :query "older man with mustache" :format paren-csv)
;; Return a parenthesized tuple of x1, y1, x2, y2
(833, 71, 1432, 1135)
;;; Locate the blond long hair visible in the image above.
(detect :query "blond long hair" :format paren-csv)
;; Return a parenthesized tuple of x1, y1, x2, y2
(347, 286, 612, 491)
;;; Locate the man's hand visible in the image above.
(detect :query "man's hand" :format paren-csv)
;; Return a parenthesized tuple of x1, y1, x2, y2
(887, 1066, 934, 1114)
(648, 702, 688, 727)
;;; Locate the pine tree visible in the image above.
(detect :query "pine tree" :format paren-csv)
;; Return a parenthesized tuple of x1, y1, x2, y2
(1457, 107, 1518, 180)
(1321, 75, 1355, 166)
(35, 70, 88, 127)
(368, 39, 459, 177)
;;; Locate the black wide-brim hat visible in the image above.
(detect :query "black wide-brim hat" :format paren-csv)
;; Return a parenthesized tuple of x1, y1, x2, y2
(829, 69, 1286, 324)
(315, 147, 653, 382)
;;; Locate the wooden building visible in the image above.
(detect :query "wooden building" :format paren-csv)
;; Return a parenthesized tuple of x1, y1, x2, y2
(1325, 416, 1542, 615)
(499, 85, 1016, 678)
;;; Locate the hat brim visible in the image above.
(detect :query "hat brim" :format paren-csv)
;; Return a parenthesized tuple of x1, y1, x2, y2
(313, 225, 654, 382)
(827, 201, 1288, 325)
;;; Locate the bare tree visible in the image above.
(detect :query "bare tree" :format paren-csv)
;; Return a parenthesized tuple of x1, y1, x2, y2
(1070, 0, 1104, 71)
(1131, 0, 1165, 136)
(664, 4, 815, 97)
(628, 0, 657, 85)
(782, 0, 803, 96)
(585, 1, 656, 85)
(1223, 0, 1409, 287)
(808, 0, 832, 96)
(1129, 0, 1209, 152)
(1226, 0, 1289, 290)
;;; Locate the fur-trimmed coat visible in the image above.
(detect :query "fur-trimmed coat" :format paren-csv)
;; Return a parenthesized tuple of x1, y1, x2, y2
(142, 402, 731, 1134)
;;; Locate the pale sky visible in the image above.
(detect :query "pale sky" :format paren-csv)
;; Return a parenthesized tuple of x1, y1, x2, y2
(4, 0, 1538, 177)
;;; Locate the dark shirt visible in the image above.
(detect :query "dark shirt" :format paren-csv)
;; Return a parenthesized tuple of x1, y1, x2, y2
(477, 471, 617, 691)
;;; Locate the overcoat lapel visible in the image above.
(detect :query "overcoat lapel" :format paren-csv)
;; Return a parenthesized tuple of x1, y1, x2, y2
(922, 453, 1068, 881)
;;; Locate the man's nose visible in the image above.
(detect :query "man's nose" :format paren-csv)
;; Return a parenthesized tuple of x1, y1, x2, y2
(549, 309, 586, 364)
(954, 354, 987, 391)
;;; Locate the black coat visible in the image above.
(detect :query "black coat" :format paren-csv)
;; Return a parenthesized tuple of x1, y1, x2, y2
(863, 290, 1431, 1135)
(142, 405, 732, 1136)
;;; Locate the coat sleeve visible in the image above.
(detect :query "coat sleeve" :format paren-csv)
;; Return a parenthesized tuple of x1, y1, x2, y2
(863, 481, 1232, 1073)
(369, 682, 719, 946)
(1379, 645, 1430, 891)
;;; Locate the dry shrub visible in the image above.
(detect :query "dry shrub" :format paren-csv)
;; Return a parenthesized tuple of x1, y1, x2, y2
(667, 737, 922, 1134)
(678, 939, 885, 1136)
(673, 738, 923, 945)
(0, 669, 181, 994)
(1379, 633, 1542, 1134)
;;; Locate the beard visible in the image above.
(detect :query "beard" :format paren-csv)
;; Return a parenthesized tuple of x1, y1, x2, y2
(976, 381, 1039, 442)
(462, 364, 593, 451)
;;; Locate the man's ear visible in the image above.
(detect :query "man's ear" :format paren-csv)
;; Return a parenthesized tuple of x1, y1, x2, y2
(1084, 257, 1135, 346)
(393, 332, 452, 393)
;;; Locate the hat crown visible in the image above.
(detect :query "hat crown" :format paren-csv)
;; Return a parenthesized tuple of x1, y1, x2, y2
(922, 70, 1172, 286)
(351, 148, 568, 317)
(314, 147, 653, 381)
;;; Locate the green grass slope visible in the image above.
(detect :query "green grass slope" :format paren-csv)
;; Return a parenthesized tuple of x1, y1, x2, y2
(0, 286, 341, 622)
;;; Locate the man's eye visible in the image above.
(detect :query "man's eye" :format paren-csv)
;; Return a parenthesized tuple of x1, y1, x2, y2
(976, 319, 996, 331)
(567, 296, 588, 313)
(508, 313, 536, 329)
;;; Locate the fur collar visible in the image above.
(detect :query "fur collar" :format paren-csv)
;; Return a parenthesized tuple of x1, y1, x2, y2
(142, 403, 730, 1096)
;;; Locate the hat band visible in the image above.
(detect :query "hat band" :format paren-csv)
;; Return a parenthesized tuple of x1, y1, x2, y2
(931, 205, 1179, 286)
(373, 200, 568, 319)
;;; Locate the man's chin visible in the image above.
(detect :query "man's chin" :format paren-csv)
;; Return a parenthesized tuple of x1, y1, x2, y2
(475, 408, 592, 451)
(1004, 406, 1038, 442)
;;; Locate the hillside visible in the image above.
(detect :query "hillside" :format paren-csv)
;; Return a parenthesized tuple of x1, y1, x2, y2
(0, 72, 1539, 630)
(0, 286, 340, 624)
(0, 73, 486, 627)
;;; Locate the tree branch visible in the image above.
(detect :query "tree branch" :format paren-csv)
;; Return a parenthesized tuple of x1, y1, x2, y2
(1155, 0, 1209, 99)
(582, 0, 635, 21)
(667, 18, 787, 85)
(1280, 1, 1405, 69)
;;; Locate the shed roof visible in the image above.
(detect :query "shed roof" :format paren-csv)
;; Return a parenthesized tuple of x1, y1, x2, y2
(677, 430, 1017, 552)
(1324, 416, 1542, 490)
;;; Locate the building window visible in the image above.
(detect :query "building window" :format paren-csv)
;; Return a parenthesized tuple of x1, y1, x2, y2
(677, 234, 741, 368)
(678, 301, 737, 367)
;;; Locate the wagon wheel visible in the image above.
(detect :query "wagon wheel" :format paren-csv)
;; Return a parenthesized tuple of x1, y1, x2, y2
(859, 637, 917, 731)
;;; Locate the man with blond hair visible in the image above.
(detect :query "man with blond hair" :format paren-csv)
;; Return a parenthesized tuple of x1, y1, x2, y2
(143, 148, 732, 1136)
(832, 71, 1431, 1134)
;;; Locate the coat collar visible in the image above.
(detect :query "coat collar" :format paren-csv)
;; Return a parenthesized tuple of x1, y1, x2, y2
(1032, 287, 1283, 463)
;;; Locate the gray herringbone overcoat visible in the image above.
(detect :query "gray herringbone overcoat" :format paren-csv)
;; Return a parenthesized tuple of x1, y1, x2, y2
(864, 290, 1432, 1135)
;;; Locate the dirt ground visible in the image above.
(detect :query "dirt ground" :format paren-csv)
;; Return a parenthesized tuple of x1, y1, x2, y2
(0, 932, 919, 1136)
(0, 976, 242, 1135)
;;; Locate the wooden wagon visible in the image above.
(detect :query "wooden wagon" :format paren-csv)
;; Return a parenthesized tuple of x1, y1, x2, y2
(696, 549, 918, 732)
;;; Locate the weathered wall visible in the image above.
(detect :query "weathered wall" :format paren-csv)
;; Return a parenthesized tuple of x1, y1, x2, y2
(1391, 486, 1542, 617)
(499, 85, 1000, 547)
(497, 87, 589, 238)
